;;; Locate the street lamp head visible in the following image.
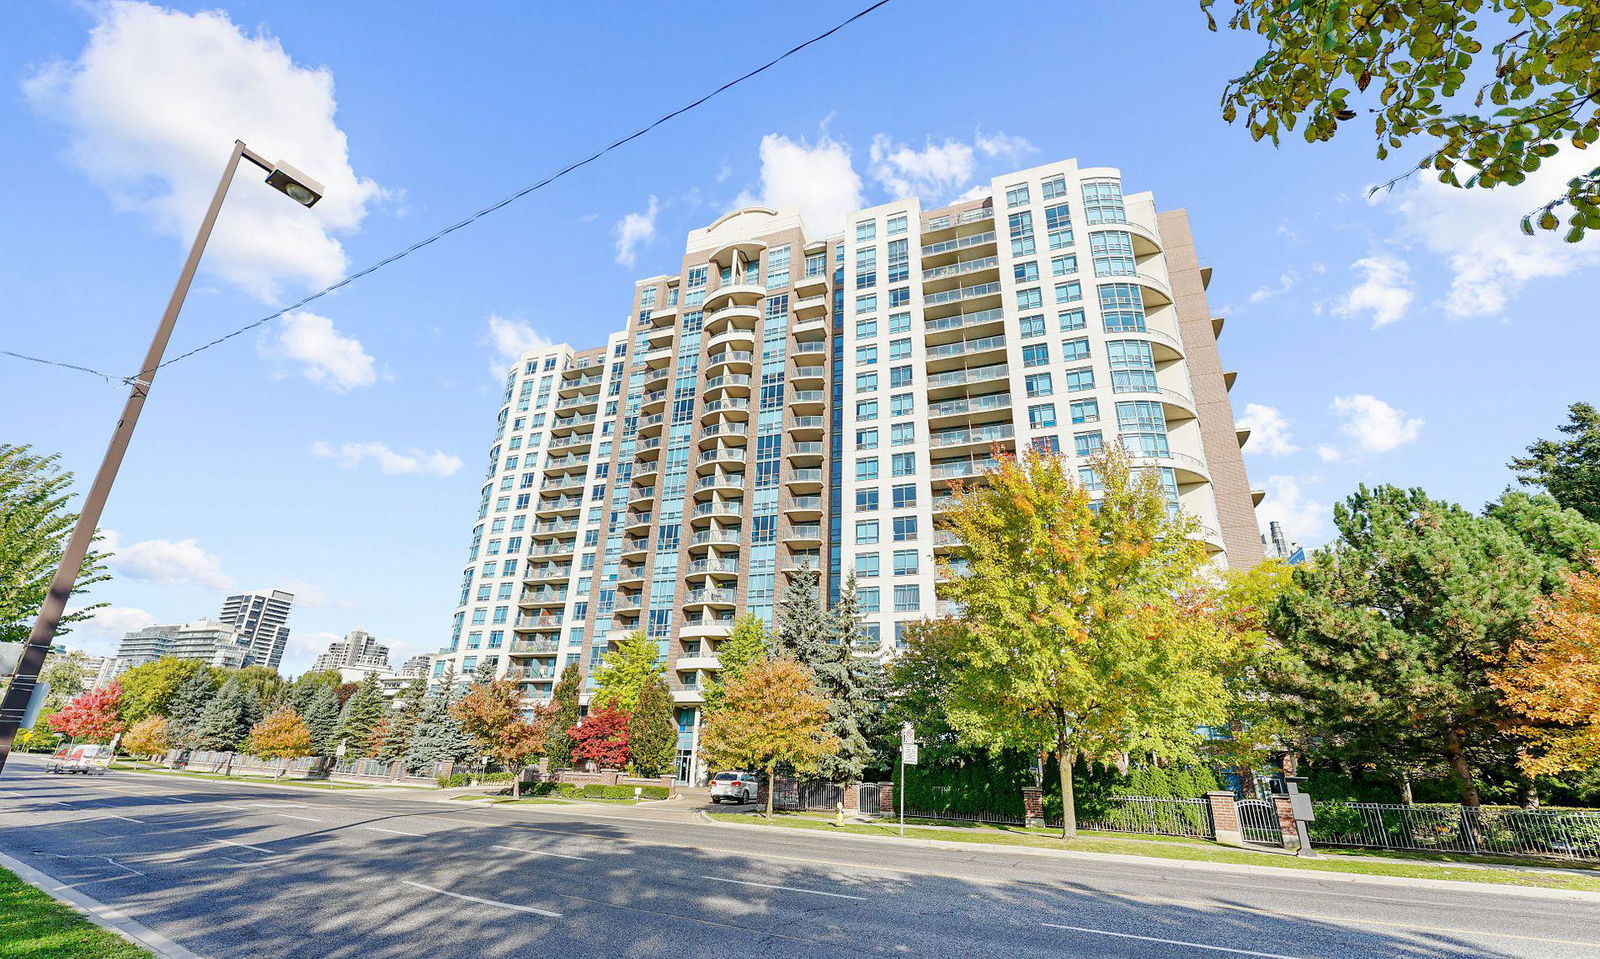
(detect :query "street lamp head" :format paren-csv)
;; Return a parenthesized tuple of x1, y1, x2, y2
(263, 160, 324, 208)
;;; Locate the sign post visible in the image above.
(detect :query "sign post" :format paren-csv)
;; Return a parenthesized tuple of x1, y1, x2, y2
(899, 723, 917, 837)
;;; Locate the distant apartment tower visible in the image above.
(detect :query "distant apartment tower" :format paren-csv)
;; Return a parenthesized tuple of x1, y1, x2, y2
(113, 619, 252, 671)
(218, 589, 294, 671)
(1261, 520, 1305, 564)
(432, 157, 1264, 782)
(311, 628, 391, 677)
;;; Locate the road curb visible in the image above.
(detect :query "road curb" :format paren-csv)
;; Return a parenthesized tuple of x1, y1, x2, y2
(0, 849, 207, 959)
(699, 814, 1600, 903)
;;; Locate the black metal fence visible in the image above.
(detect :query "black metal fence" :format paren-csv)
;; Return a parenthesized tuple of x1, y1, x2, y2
(1311, 802, 1600, 860)
(1081, 797, 1215, 839)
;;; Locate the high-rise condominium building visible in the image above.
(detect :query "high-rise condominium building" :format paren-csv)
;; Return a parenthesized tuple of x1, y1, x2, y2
(432, 157, 1264, 783)
(218, 589, 294, 671)
(311, 628, 392, 678)
(113, 619, 252, 671)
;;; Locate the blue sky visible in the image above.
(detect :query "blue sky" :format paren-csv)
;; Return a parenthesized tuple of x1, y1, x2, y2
(3, 1, 1595, 673)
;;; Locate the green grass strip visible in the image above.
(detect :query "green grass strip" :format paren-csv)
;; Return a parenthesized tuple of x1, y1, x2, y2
(0, 865, 152, 959)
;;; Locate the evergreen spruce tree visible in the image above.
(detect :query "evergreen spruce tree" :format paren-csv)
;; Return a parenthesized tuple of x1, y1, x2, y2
(401, 675, 475, 772)
(164, 667, 219, 749)
(630, 675, 678, 778)
(335, 673, 388, 757)
(301, 683, 342, 756)
(193, 678, 254, 752)
(775, 567, 873, 781)
(829, 573, 890, 775)
(376, 675, 429, 764)
(545, 662, 582, 768)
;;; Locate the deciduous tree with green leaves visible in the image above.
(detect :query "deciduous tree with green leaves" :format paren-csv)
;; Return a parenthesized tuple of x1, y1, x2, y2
(591, 630, 665, 713)
(701, 614, 770, 712)
(1510, 402, 1600, 521)
(118, 657, 205, 724)
(629, 675, 677, 778)
(1268, 484, 1549, 806)
(698, 658, 838, 817)
(122, 715, 167, 760)
(39, 652, 90, 711)
(0, 444, 108, 643)
(1204, 0, 1600, 239)
(935, 448, 1235, 837)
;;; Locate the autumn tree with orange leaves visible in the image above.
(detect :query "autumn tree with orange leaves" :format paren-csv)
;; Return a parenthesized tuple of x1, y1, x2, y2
(1493, 557, 1600, 776)
(248, 705, 315, 776)
(451, 672, 554, 797)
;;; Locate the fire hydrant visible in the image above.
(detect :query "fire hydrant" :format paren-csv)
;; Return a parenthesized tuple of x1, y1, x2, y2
(835, 801, 845, 827)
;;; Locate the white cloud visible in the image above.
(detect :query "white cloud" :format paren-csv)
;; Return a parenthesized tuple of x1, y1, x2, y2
(1316, 444, 1343, 463)
(1237, 403, 1300, 456)
(613, 195, 659, 268)
(869, 135, 977, 199)
(103, 530, 233, 590)
(74, 606, 158, 640)
(286, 629, 342, 660)
(1248, 270, 1298, 304)
(23, 1, 383, 301)
(1256, 475, 1331, 544)
(1387, 151, 1600, 317)
(310, 440, 462, 477)
(261, 311, 377, 392)
(485, 313, 553, 379)
(973, 131, 1034, 160)
(1331, 394, 1424, 454)
(744, 132, 863, 236)
(279, 579, 345, 609)
(1333, 254, 1414, 328)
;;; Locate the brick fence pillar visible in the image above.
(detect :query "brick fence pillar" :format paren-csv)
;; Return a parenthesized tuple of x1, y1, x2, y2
(1021, 786, 1045, 828)
(877, 781, 894, 814)
(1272, 795, 1301, 850)
(844, 782, 861, 813)
(658, 775, 676, 797)
(1206, 791, 1243, 846)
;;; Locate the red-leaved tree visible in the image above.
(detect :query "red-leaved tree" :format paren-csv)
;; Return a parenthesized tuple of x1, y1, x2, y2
(46, 681, 126, 743)
(568, 707, 630, 769)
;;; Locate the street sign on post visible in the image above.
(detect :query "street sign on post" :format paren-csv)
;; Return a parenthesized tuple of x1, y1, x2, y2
(899, 723, 917, 836)
(902, 744, 919, 766)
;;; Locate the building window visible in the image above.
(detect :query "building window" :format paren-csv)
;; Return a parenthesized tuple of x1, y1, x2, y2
(1041, 175, 1068, 200)
(857, 371, 878, 393)
(856, 219, 877, 242)
(893, 584, 921, 612)
(1054, 280, 1083, 303)
(856, 488, 879, 512)
(887, 214, 908, 236)
(1044, 203, 1074, 249)
(856, 520, 880, 544)
(1059, 308, 1087, 332)
(1074, 431, 1104, 457)
(856, 428, 879, 450)
(1022, 343, 1050, 367)
(890, 393, 915, 417)
(889, 365, 913, 388)
(1029, 403, 1058, 429)
(1107, 340, 1157, 392)
(1018, 314, 1045, 339)
(855, 553, 880, 577)
(893, 550, 920, 576)
(889, 338, 912, 360)
(891, 452, 916, 476)
(1082, 179, 1126, 224)
(891, 422, 915, 446)
(1091, 231, 1137, 276)
(1025, 372, 1053, 397)
(889, 312, 912, 333)
(1007, 210, 1034, 239)
(1061, 337, 1091, 362)
(893, 515, 918, 541)
(856, 318, 878, 339)
(892, 484, 917, 509)
(889, 286, 910, 307)
(1099, 283, 1146, 332)
(1070, 399, 1101, 424)
(1014, 260, 1039, 283)
(1005, 184, 1031, 208)
(859, 587, 881, 613)
(855, 293, 878, 313)
(1051, 254, 1079, 277)
(856, 344, 878, 366)
(857, 399, 879, 420)
(1066, 367, 1097, 392)
(1017, 287, 1044, 310)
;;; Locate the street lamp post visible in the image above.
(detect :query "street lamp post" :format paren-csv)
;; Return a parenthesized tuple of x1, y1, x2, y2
(0, 140, 323, 775)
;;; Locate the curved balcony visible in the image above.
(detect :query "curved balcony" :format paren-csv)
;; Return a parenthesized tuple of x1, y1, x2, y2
(698, 422, 749, 447)
(683, 587, 738, 610)
(787, 523, 823, 546)
(794, 272, 828, 298)
(617, 562, 646, 587)
(705, 303, 761, 336)
(555, 393, 599, 415)
(639, 388, 668, 414)
(707, 326, 756, 353)
(788, 414, 825, 439)
(695, 470, 745, 495)
(690, 501, 744, 526)
(788, 365, 825, 388)
(687, 530, 742, 554)
(530, 538, 575, 559)
(636, 412, 666, 437)
(792, 341, 828, 366)
(704, 282, 765, 313)
(547, 431, 593, 454)
(631, 462, 660, 485)
(509, 637, 561, 656)
(620, 536, 650, 559)
(643, 367, 670, 392)
(1129, 449, 1211, 485)
(643, 324, 675, 348)
(793, 294, 828, 320)
(634, 437, 663, 461)
(680, 619, 734, 640)
(550, 412, 597, 435)
(531, 519, 580, 540)
(527, 562, 572, 583)
(709, 239, 766, 269)
(700, 397, 751, 424)
(640, 343, 674, 370)
(675, 655, 722, 673)
(706, 350, 754, 375)
(1196, 523, 1227, 555)
(790, 389, 826, 413)
(684, 558, 741, 582)
(701, 372, 752, 398)
(515, 613, 564, 633)
(787, 467, 823, 493)
(696, 447, 748, 472)
(534, 495, 583, 518)
(624, 509, 653, 534)
(542, 452, 588, 474)
(786, 440, 824, 465)
(647, 304, 679, 328)
(785, 494, 823, 520)
(1121, 326, 1186, 362)
(518, 587, 568, 608)
(1123, 218, 1164, 258)
(1137, 271, 1174, 308)
(613, 591, 643, 614)
(792, 313, 828, 337)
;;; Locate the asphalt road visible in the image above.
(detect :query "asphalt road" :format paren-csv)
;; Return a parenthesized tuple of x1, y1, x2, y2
(1, 754, 1595, 959)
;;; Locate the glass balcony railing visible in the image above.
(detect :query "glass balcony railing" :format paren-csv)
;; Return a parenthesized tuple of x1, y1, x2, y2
(924, 281, 1002, 307)
(927, 363, 1009, 389)
(925, 307, 1005, 334)
(930, 424, 1015, 449)
(925, 334, 1007, 361)
(922, 256, 1000, 282)
(921, 230, 996, 257)
(923, 207, 995, 232)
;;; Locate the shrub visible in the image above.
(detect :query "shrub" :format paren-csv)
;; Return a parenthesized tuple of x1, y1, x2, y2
(554, 783, 669, 800)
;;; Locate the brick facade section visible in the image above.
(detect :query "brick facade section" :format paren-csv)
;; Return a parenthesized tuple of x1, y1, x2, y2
(1156, 209, 1264, 568)
(1021, 786, 1045, 826)
(1205, 790, 1244, 846)
(1273, 795, 1301, 849)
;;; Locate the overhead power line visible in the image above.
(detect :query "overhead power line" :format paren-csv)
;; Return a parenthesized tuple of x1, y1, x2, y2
(4, 0, 895, 387)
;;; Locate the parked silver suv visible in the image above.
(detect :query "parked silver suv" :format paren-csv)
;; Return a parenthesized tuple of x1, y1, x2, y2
(708, 770, 759, 804)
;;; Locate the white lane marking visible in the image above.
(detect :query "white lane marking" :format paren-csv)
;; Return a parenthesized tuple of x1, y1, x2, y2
(273, 813, 320, 822)
(365, 826, 424, 837)
(216, 804, 253, 811)
(1042, 923, 1308, 959)
(400, 879, 562, 918)
(213, 839, 275, 854)
(166, 797, 196, 803)
(103, 814, 145, 824)
(248, 803, 309, 808)
(699, 875, 869, 900)
(492, 844, 593, 862)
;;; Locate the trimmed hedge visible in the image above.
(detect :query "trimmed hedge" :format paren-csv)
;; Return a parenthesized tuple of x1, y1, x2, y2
(435, 771, 518, 788)
(559, 783, 669, 800)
